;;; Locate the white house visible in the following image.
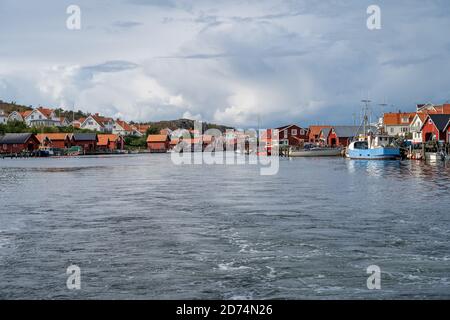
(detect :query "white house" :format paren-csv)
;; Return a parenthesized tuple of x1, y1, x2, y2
(58, 117, 71, 127)
(81, 114, 114, 133)
(24, 108, 61, 127)
(410, 113, 428, 144)
(7, 111, 25, 122)
(113, 119, 133, 136)
(0, 110, 7, 124)
(383, 112, 416, 136)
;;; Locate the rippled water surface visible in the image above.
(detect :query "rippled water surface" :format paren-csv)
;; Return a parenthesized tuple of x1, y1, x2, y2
(0, 154, 449, 299)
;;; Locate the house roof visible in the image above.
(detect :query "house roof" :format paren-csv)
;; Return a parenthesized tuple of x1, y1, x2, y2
(383, 112, 416, 126)
(35, 133, 69, 143)
(21, 110, 33, 118)
(115, 119, 133, 131)
(90, 114, 107, 127)
(147, 134, 169, 142)
(425, 114, 450, 131)
(36, 107, 54, 118)
(331, 125, 376, 138)
(72, 133, 98, 141)
(309, 125, 332, 136)
(415, 113, 428, 123)
(418, 103, 450, 114)
(276, 124, 306, 131)
(0, 133, 35, 144)
(320, 127, 331, 138)
(133, 124, 150, 133)
(97, 134, 120, 146)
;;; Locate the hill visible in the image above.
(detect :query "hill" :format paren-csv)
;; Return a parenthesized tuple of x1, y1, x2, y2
(140, 118, 234, 133)
(0, 100, 33, 113)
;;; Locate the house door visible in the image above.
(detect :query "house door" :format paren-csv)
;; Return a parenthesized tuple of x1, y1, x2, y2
(27, 143, 34, 151)
(425, 132, 434, 141)
(331, 138, 336, 146)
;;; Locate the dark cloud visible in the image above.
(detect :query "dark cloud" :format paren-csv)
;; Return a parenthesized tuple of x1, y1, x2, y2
(112, 20, 143, 29)
(81, 60, 139, 74)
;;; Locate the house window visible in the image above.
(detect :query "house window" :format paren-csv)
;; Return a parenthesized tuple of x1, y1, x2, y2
(291, 129, 297, 136)
(284, 131, 287, 138)
(401, 117, 409, 123)
(390, 128, 394, 133)
(300, 129, 304, 135)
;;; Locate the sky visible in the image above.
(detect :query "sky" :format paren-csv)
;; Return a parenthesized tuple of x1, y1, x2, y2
(0, 0, 450, 128)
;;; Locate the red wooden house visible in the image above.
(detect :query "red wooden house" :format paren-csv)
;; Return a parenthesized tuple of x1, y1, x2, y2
(0, 133, 40, 154)
(327, 126, 373, 147)
(36, 133, 71, 149)
(97, 134, 124, 151)
(308, 125, 332, 143)
(276, 124, 308, 147)
(421, 114, 450, 143)
(71, 133, 98, 153)
(147, 134, 170, 153)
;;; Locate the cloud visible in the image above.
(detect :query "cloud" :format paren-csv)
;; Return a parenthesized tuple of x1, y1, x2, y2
(112, 20, 143, 29)
(80, 60, 140, 78)
(1, 0, 450, 128)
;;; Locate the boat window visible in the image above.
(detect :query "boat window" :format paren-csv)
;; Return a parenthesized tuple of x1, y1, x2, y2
(354, 141, 368, 149)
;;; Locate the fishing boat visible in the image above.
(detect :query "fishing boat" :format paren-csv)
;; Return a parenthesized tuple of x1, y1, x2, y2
(346, 99, 401, 160)
(347, 137, 401, 160)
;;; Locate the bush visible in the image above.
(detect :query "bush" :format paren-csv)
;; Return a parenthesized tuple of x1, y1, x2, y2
(124, 136, 146, 148)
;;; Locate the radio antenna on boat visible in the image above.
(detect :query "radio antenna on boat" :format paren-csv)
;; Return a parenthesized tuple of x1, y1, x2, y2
(361, 98, 371, 137)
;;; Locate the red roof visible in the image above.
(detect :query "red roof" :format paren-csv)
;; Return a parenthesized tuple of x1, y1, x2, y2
(115, 119, 133, 131)
(20, 110, 33, 118)
(37, 107, 54, 118)
(146, 134, 168, 142)
(383, 112, 416, 126)
(90, 114, 113, 127)
(418, 104, 450, 115)
(308, 125, 332, 136)
(36, 133, 70, 143)
(97, 134, 121, 146)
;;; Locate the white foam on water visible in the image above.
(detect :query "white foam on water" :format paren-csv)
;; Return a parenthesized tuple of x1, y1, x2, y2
(265, 266, 276, 279)
(217, 262, 252, 272)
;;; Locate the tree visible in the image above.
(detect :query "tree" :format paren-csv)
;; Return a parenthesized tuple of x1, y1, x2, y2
(146, 126, 160, 136)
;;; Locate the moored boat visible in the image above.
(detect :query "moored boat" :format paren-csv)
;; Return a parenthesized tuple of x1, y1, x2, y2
(347, 140, 400, 160)
(289, 147, 342, 157)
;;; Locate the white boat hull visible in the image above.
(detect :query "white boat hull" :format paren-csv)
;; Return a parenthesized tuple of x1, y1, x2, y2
(289, 148, 342, 157)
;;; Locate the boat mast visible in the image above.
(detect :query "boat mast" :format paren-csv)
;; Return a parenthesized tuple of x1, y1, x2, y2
(361, 98, 371, 139)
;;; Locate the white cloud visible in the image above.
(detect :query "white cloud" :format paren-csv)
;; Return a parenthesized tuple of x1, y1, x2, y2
(1, 0, 450, 127)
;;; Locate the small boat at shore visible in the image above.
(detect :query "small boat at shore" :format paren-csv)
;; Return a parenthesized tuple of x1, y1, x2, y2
(289, 147, 342, 157)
